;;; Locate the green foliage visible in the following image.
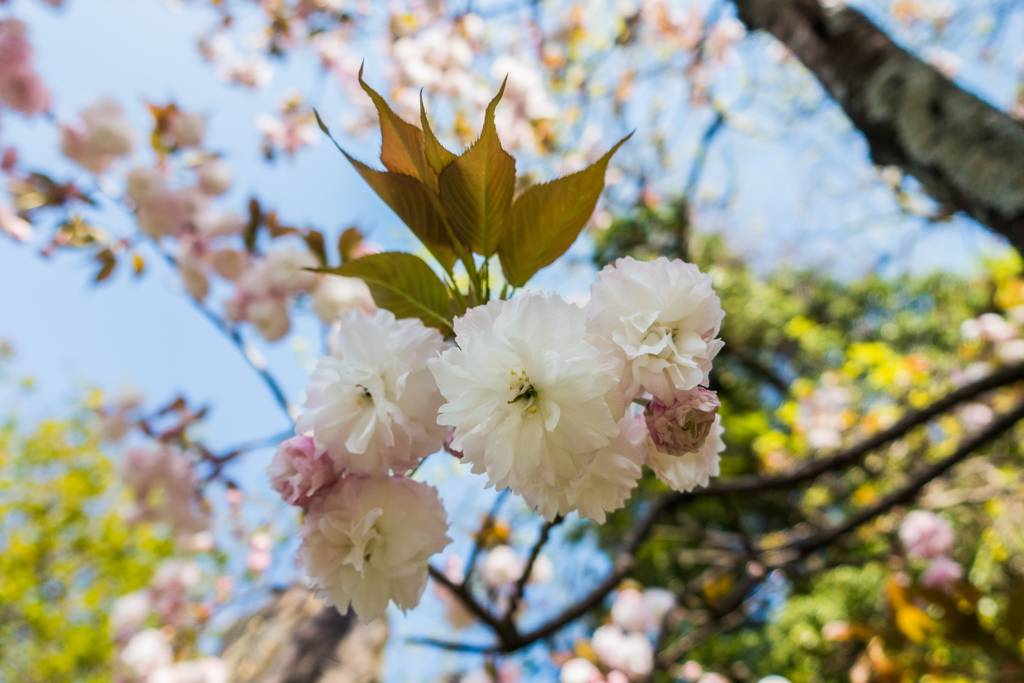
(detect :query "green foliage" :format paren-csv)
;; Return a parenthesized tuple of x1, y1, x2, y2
(0, 417, 173, 683)
(438, 81, 515, 258)
(591, 202, 1024, 683)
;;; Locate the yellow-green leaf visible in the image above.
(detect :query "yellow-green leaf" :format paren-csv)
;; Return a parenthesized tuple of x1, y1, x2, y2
(498, 133, 631, 287)
(421, 92, 457, 176)
(358, 65, 431, 185)
(343, 151, 457, 271)
(319, 252, 452, 333)
(438, 80, 515, 257)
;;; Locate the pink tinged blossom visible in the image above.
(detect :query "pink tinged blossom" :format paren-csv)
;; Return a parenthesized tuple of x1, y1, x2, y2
(560, 659, 603, 683)
(645, 387, 720, 455)
(138, 187, 207, 238)
(121, 629, 173, 678)
(297, 310, 449, 476)
(899, 510, 955, 559)
(110, 591, 151, 640)
(300, 475, 451, 622)
(169, 111, 205, 148)
(125, 167, 166, 208)
(0, 20, 32, 72)
(311, 275, 376, 324)
(196, 158, 231, 196)
(150, 560, 201, 625)
(920, 555, 964, 589)
(0, 202, 31, 241)
(149, 658, 228, 683)
(0, 66, 50, 115)
(268, 435, 337, 508)
(481, 545, 524, 588)
(645, 415, 725, 492)
(591, 624, 655, 679)
(122, 445, 208, 532)
(211, 248, 247, 281)
(247, 533, 274, 573)
(196, 209, 245, 239)
(679, 661, 704, 681)
(1, 147, 17, 172)
(247, 296, 291, 341)
(61, 99, 133, 174)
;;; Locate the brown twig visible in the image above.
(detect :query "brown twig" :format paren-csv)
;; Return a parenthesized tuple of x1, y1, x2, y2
(504, 515, 563, 627)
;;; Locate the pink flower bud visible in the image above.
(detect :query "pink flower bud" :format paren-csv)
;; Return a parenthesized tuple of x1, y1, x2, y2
(267, 435, 337, 508)
(645, 387, 721, 455)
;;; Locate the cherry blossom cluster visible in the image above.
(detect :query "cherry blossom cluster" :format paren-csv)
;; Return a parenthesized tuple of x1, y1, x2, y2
(0, 19, 50, 117)
(113, 557, 232, 683)
(899, 510, 964, 589)
(559, 585, 674, 682)
(270, 256, 727, 621)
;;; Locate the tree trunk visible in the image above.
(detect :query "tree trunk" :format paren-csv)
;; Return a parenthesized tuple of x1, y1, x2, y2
(729, 0, 1024, 251)
(221, 586, 387, 683)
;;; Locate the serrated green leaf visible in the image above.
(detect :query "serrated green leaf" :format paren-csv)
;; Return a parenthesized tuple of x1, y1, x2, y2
(498, 133, 631, 287)
(358, 64, 431, 185)
(319, 252, 452, 333)
(438, 80, 515, 257)
(421, 92, 457, 176)
(342, 151, 457, 271)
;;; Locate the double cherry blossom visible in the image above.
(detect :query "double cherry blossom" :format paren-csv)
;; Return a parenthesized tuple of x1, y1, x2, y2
(271, 256, 727, 621)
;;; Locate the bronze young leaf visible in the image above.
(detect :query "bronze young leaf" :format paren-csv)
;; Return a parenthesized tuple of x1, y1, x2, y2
(498, 133, 632, 287)
(437, 79, 516, 257)
(341, 151, 457, 272)
(319, 251, 453, 334)
(357, 63, 433, 187)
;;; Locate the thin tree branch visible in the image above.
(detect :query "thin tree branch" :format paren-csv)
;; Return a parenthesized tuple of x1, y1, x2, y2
(427, 565, 515, 645)
(405, 637, 500, 653)
(505, 515, 562, 627)
(784, 397, 1024, 556)
(463, 490, 510, 587)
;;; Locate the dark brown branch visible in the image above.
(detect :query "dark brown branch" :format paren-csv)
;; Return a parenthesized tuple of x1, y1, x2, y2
(505, 515, 562, 627)
(405, 637, 500, 653)
(785, 397, 1024, 555)
(690, 360, 1024, 498)
(728, 0, 1024, 247)
(427, 565, 516, 645)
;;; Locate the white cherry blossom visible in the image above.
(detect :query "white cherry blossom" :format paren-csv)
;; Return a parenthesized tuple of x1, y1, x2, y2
(586, 256, 724, 402)
(300, 475, 450, 622)
(296, 310, 448, 475)
(429, 292, 624, 495)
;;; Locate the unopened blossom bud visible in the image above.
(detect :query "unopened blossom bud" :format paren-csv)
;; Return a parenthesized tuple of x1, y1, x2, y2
(0, 202, 31, 241)
(821, 620, 853, 641)
(645, 387, 721, 455)
(197, 158, 231, 196)
(899, 510, 954, 559)
(267, 435, 336, 508)
(921, 555, 963, 589)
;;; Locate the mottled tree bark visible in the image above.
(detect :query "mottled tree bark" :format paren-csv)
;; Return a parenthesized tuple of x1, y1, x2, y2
(221, 586, 387, 683)
(729, 0, 1024, 251)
